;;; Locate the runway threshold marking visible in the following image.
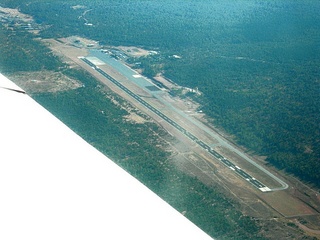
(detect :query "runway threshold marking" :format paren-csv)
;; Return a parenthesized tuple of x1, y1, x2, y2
(80, 57, 271, 192)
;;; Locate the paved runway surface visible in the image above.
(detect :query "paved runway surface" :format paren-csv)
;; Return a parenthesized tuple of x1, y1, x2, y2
(81, 56, 272, 192)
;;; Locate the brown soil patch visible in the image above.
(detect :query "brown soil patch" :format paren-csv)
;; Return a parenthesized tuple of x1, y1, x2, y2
(40, 36, 320, 238)
(153, 74, 177, 90)
(8, 71, 82, 94)
(0, 7, 33, 22)
(260, 190, 317, 217)
(124, 112, 148, 124)
(116, 46, 150, 57)
(294, 219, 320, 239)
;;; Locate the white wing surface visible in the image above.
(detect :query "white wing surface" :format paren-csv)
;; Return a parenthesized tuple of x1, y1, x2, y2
(0, 73, 213, 240)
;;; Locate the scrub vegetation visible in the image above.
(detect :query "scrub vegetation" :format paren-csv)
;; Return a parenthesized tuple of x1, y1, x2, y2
(1, 0, 319, 239)
(0, 20, 267, 240)
(4, 0, 319, 187)
(34, 68, 264, 239)
(0, 25, 63, 73)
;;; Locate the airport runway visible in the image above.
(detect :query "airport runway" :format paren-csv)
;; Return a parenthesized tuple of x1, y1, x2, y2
(80, 56, 276, 192)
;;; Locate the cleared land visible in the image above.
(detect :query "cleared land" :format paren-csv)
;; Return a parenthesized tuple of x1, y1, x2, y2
(8, 71, 82, 93)
(38, 37, 320, 238)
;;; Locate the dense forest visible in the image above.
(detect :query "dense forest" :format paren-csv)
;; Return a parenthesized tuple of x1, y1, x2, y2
(5, 0, 318, 187)
(34, 68, 265, 239)
(0, 17, 269, 239)
(0, 26, 63, 73)
(1, 0, 319, 238)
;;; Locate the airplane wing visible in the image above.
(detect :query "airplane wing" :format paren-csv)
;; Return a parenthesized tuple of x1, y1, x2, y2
(0, 73, 213, 239)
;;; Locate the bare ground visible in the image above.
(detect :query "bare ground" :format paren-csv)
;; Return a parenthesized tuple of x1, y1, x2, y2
(7, 70, 82, 94)
(116, 46, 150, 57)
(33, 37, 320, 239)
